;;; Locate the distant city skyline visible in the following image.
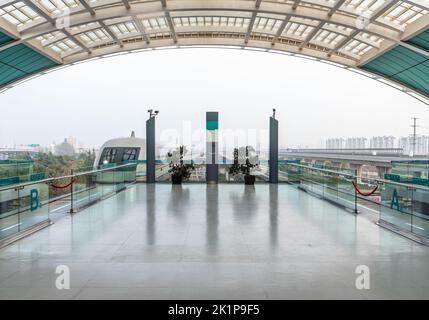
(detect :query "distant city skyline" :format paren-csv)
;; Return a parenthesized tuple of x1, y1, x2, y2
(0, 49, 428, 150)
(324, 134, 429, 156)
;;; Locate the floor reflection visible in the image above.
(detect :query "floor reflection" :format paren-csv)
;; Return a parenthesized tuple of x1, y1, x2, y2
(229, 185, 258, 223)
(269, 184, 278, 250)
(2, 183, 429, 299)
(167, 185, 190, 220)
(206, 184, 219, 252)
(145, 184, 156, 245)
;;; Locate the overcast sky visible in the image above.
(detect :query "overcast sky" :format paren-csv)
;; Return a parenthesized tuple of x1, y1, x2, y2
(0, 48, 428, 150)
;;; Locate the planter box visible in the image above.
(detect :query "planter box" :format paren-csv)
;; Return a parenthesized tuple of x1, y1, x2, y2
(172, 175, 182, 185)
(244, 175, 255, 185)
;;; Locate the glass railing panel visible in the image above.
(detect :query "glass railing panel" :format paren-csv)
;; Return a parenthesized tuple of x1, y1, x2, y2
(322, 173, 339, 202)
(88, 172, 102, 203)
(188, 163, 205, 182)
(220, 161, 234, 182)
(380, 183, 412, 232)
(255, 160, 269, 182)
(300, 167, 313, 191)
(18, 182, 49, 231)
(124, 164, 137, 187)
(114, 170, 126, 192)
(101, 170, 115, 196)
(279, 163, 357, 212)
(278, 161, 301, 184)
(155, 160, 170, 182)
(337, 175, 356, 210)
(136, 163, 146, 182)
(0, 188, 19, 239)
(411, 188, 429, 238)
(121, 160, 145, 183)
(49, 176, 73, 206)
(1, 163, 137, 244)
(72, 173, 91, 210)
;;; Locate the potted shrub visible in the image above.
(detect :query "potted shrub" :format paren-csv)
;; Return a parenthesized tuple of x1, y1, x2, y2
(228, 146, 259, 185)
(167, 145, 195, 184)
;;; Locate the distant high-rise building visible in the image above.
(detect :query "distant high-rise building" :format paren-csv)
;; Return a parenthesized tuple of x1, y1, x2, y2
(398, 135, 429, 156)
(326, 138, 345, 149)
(370, 136, 396, 149)
(345, 137, 367, 149)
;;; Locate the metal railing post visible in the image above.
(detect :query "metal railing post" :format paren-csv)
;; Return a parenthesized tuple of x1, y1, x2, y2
(354, 171, 358, 214)
(69, 169, 75, 214)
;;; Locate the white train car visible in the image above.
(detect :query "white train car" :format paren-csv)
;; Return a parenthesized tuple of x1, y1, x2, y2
(94, 132, 147, 182)
(94, 132, 146, 168)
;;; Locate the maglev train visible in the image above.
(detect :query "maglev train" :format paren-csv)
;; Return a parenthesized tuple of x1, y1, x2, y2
(94, 132, 146, 168)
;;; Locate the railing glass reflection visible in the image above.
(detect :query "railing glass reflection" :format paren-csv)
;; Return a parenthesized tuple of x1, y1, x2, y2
(279, 161, 429, 242)
(0, 163, 137, 245)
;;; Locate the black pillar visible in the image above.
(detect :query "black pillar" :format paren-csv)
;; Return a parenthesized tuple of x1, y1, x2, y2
(146, 116, 155, 183)
(269, 116, 278, 183)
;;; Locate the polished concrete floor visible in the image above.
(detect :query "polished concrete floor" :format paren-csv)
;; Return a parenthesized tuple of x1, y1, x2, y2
(0, 184, 429, 300)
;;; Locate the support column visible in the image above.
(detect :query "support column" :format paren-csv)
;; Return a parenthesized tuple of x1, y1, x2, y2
(269, 116, 278, 183)
(206, 112, 219, 184)
(146, 116, 156, 183)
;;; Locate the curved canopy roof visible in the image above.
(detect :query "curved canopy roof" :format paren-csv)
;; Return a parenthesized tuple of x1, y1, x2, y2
(0, 0, 428, 102)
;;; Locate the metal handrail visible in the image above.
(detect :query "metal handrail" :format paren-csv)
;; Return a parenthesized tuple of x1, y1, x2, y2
(0, 163, 137, 192)
(285, 162, 429, 192)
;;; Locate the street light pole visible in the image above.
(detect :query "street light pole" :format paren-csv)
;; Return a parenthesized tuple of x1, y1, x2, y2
(146, 109, 159, 183)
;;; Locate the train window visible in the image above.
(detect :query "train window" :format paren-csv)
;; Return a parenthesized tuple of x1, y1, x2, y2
(122, 148, 138, 161)
(101, 148, 117, 164)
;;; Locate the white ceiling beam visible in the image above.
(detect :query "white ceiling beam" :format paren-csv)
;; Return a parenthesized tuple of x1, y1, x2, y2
(299, 20, 324, 49)
(160, 0, 177, 43)
(328, 29, 359, 55)
(122, 0, 131, 10)
(245, 12, 257, 44)
(402, 13, 429, 41)
(354, 34, 381, 48)
(0, 12, 62, 62)
(358, 40, 396, 66)
(245, 0, 263, 44)
(292, 0, 301, 10)
(132, 15, 150, 44)
(18, 1, 403, 43)
(0, 16, 20, 39)
(271, 15, 291, 45)
(328, 0, 346, 17)
(164, 11, 177, 43)
(369, 0, 399, 22)
(78, 0, 96, 16)
(0, 0, 19, 8)
(98, 20, 123, 46)
(62, 36, 356, 66)
(22, 0, 55, 24)
(358, 13, 429, 66)
(401, 0, 429, 9)
(62, 28, 91, 54)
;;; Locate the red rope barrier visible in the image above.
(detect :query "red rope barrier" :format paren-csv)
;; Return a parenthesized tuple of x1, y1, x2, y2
(50, 178, 76, 189)
(352, 181, 378, 197)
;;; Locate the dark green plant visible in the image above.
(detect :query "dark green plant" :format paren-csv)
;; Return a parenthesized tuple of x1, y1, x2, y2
(229, 146, 258, 177)
(167, 146, 195, 180)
